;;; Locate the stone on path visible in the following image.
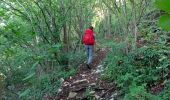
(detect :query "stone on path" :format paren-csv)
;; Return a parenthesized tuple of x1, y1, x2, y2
(68, 92, 77, 98)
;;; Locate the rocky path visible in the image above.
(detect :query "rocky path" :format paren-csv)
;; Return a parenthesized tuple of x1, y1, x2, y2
(52, 48, 118, 100)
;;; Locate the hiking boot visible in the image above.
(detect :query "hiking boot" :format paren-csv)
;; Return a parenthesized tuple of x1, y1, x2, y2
(86, 64, 91, 69)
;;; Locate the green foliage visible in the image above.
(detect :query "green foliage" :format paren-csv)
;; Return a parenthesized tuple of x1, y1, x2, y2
(23, 72, 35, 81)
(19, 89, 30, 98)
(102, 40, 170, 98)
(0, 73, 6, 99)
(84, 87, 94, 100)
(155, 0, 170, 31)
(19, 68, 77, 99)
(158, 80, 170, 100)
(0, 1, 89, 98)
(158, 14, 170, 31)
(155, 0, 170, 13)
(68, 50, 86, 66)
(124, 83, 160, 100)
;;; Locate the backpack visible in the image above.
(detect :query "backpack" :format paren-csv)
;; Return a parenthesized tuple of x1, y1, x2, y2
(82, 29, 94, 45)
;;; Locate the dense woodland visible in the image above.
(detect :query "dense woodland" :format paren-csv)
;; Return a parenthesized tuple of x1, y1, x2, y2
(0, 0, 170, 100)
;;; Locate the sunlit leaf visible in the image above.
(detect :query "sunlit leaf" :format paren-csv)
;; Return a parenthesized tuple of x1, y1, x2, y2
(155, 0, 170, 13)
(158, 14, 170, 31)
(22, 72, 35, 81)
(19, 89, 30, 98)
(31, 61, 39, 70)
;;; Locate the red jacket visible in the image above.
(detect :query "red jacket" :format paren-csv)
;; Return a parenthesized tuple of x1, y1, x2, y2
(82, 29, 95, 45)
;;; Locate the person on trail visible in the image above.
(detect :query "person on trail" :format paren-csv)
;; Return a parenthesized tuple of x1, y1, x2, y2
(82, 26, 95, 69)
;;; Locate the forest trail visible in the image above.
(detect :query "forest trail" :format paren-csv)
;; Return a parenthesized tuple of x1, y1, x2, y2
(46, 48, 118, 100)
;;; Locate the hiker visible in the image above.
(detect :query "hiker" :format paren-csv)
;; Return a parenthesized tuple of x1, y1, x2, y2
(82, 26, 95, 69)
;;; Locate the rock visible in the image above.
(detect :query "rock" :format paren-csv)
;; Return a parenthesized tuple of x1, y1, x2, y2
(95, 65, 104, 74)
(94, 94, 100, 99)
(68, 92, 77, 98)
(109, 91, 120, 100)
(89, 83, 96, 86)
(81, 74, 87, 77)
(96, 78, 98, 80)
(102, 90, 105, 93)
(71, 87, 86, 92)
(58, 88, 62, 93)
(97, 65, 103, 68)
(87, 80, 90, 83)
(113, 92, 118, 96)
(101, 48, 105, 51)
(63, 82, 70, 87)
(72, 79, 88, 85)
(70, 76, 72, 79)
(71, 83, 88, 92)
(95, 69, 101, 73)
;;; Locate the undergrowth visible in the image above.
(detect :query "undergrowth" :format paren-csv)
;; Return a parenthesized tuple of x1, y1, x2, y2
(18, 50, 85, 100)
(102, 41, 170, 99)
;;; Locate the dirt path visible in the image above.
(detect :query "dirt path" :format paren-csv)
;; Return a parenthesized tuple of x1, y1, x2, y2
(50, 48, 116, 100)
